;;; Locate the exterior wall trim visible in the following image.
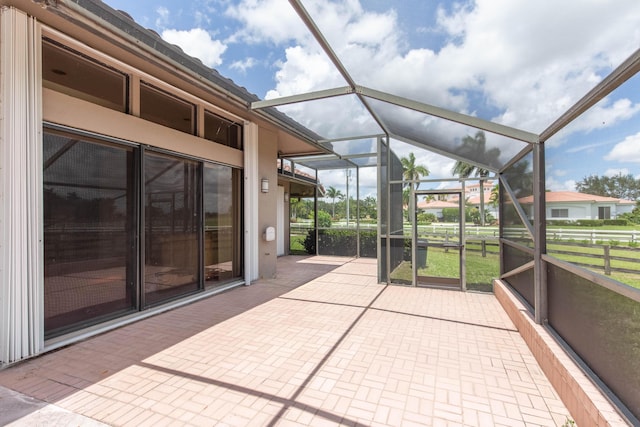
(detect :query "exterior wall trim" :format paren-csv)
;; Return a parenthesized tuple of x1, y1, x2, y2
(0, 7, 44, 365)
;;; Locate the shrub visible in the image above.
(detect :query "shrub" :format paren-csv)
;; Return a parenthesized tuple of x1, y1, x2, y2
(358, 230, 377, 258)
(603, 219, 630, 226)
(609, 240, 620, 247)
(576, 219, 604, 227)
(303, 230, 316, 254)
(417, 212, 436, 224)
(304, 229, 378, 257)
(314, 210, 332, 228)
(547, 220, 574, 226)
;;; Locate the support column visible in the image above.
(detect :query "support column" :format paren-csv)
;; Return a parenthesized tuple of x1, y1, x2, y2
(533, 142, 547, 324)
(243, 122, 259, 283)
(0, 7, 44, 365)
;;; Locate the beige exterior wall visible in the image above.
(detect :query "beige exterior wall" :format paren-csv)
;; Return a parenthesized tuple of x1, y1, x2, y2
(279, 180, 291, 256)
(258, 128, 278, 279)
(43, 89, 244, 167)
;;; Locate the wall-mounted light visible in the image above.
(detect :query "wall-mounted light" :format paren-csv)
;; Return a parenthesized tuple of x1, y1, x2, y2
(261, 178, 269, 193)
(284, 192, 289, 202)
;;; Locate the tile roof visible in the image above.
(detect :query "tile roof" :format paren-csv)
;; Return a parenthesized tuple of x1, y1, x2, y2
(518, 191, 635, 204)
(65, 0, 324, 144)
(417, 200, 460, 209)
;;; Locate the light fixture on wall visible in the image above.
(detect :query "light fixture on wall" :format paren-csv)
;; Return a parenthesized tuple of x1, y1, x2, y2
(284, 192, 289, 202)
(261, 178, 269, 193)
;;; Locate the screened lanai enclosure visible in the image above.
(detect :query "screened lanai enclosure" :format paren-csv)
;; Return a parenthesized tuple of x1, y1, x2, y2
(252, 2, 640, 423)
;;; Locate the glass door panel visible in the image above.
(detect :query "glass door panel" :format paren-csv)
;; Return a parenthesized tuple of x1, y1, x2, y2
(144, 151, 200, 306)
(414, 191, 463, 290)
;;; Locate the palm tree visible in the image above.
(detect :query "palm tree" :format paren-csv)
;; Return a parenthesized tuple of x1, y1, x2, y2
(451, 131, 498, 226)
(489, 184, 499, 207)
(401, 152, 430, 191)
(325, 186, 343, 218)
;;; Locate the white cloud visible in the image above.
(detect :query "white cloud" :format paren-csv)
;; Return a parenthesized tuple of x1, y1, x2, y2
(604, 131, 640, 163)
(162, 28, 227, 68)
(549, 98, 640, 148)
(434, 0, 640, 132)
(605, 168, 630, 177)
(194, 10, 211, 27)
(220, 0, 640, 183)
(155, 6, 170, 29)
(265, 46, 343, 97)
(230, 0, 640, 143)
(225, 0, 307, 44)
(230, 57, 258, 73)
(546, 176, 577, 192)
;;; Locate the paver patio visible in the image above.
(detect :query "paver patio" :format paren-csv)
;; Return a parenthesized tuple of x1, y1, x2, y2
(0, 256, 572, 426)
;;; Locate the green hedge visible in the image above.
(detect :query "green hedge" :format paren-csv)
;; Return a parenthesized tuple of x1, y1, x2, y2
(603, 219, 630, 226)
(576, 219, 604, 227)
(547, 220, 575, 226)
(304, 229, 377, 257)
(547, 219, 631, 226)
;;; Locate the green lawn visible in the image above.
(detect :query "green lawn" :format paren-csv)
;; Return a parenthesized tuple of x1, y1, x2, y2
(289, 229, 640, 289)
(390, 247, 499, 292)
(547, 243, 640, 288)
(290, 234, 307, 255)
(547, 224, 640, 231)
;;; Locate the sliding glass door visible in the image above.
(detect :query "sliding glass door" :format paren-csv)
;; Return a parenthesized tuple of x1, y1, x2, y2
(43, 131, 137, 336)
(43, 127, 244, 338)
(143, 152, 200, 306)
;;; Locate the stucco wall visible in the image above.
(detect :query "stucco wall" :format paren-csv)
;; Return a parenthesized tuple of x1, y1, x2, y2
(279, 180, 291, 256)
(258, 127, 278, 279)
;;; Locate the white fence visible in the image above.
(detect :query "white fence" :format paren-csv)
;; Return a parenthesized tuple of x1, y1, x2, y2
(291, 221, 640, 243)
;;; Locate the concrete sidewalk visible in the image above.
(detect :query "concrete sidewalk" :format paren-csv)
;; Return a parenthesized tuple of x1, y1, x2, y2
(0, 256, 572, 426)
(0, 385, 107, 426)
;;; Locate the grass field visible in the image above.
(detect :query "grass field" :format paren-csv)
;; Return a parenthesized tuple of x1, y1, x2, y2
(389, 247, 499, 292)
(290, 231, 640, 289)
(290, 234, 306, 254)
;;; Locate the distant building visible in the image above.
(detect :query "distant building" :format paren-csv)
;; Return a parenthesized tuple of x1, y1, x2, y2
(416, 200, 460, 221)
(518, 191, 635, 221)
(437, 180, 498, 220)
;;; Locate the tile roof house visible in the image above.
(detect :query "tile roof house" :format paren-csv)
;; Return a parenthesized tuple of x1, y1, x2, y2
(518, 191, 636, 221)
(416, 199, 460, 220)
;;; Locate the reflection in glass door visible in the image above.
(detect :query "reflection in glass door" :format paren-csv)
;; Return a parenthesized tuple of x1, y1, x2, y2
(43, 131, 137, 337)
(413, 191, 465, 290)
(144, 151, 200, 306)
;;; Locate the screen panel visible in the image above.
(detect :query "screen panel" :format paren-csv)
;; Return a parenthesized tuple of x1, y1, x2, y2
(547, 263, 640, 422)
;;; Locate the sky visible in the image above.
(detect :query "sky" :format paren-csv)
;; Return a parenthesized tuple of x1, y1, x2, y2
(101, 0, 640, 199)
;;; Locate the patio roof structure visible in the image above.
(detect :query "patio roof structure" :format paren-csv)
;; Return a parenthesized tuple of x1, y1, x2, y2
(251, 1, 637, 175)
(249, 2, 640, 424)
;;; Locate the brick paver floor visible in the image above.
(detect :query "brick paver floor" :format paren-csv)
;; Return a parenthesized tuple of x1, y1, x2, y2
(0, 256, 571, 426)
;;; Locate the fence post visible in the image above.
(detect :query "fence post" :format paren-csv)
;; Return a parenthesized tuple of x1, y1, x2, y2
(604, 245, 611, 276)
(481, 240, 486, 257)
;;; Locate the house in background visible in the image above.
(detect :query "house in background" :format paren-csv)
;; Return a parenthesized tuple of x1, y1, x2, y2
(518, 191, 636, 221)
(432, 180, 498, 221)
(416, 199, 459, 221)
